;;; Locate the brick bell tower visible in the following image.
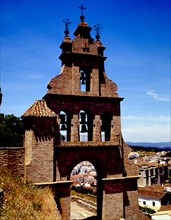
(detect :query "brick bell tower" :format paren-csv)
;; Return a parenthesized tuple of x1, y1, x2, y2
(23, 6, 147, 220)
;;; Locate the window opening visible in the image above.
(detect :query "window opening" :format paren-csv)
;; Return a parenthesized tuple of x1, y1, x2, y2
(143, 201, 146, 205)
(101, 112, 111, 141)
(79, 110, 93, 142)
(80, 69, 90, 92)
(152, 201, 155, 206)
(83, 47, 89, 52)
(60, 111, 68, 142)
(79, 110, 88, 141)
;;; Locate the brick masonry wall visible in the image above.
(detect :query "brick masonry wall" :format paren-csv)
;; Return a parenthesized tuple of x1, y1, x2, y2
(0, 147, 24, 177)
(25, 137, 54, 183)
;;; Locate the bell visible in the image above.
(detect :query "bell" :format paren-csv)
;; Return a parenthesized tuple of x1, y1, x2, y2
(80, 112, 86, 124)
(60, 114, 66, 123)
(80, 71, 86, 85)
(101, 125, 105, 131)
(60, 134, 65, 141)
(60, 124, 67, 131)
(80, 124, 88, 133)
(80, 71, 85, 78)
(81, 79, 86, 85)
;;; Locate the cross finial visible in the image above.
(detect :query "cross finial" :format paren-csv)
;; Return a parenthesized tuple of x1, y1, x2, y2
(63, 18, 72, 37)
(94, 24, 103, 41)
(78, 5, 86, 22)
(0, 87, 2, 106)
(78, 4, 86, 15)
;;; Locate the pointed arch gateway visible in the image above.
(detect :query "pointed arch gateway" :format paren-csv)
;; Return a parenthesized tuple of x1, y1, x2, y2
(23, 6, 148, 220)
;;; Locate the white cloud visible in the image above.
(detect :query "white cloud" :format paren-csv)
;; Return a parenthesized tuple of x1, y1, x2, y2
(122, 123, 170, 142)
(122, 115, 170, 122)
(147, 90, 171, 102)
(121, 114, 171, 142)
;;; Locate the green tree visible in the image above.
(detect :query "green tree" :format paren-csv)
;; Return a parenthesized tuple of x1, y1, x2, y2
(0, 114, 24, 147)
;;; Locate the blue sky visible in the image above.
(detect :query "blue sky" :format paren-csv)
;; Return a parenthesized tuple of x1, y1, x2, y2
(1, 0, 170, 142)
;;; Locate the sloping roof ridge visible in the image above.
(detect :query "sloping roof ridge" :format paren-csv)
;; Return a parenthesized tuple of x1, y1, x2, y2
(138, 185, 167, 199)
(139, 184, 167, 192)
(22, 99, 56, 117)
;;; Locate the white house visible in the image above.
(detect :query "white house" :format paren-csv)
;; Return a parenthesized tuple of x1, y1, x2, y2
(138, 185, 171, 212)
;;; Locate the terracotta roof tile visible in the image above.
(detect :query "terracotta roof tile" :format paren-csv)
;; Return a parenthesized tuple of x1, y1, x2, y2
(137, 161, 168, 168)
(22, 100, 56, 117)
(138, 185, 169, 199)
(138, 189, 166, 199)
(160, 205, 171, 211)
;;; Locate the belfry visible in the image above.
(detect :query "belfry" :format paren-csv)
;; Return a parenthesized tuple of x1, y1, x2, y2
(23, 6, 147, 220)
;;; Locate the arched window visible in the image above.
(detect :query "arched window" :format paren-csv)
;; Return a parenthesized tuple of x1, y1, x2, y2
(80, 68, 90, 92)
(79, 110, 93, 142)
(59, 111, 70, 142)
(101, 112, 111, 141)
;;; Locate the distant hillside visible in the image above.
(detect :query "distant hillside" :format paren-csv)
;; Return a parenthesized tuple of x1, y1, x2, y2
(127, 142, 171, 151)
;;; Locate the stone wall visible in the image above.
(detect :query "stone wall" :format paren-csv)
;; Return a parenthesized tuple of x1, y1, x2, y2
(0, 147, 24, 177)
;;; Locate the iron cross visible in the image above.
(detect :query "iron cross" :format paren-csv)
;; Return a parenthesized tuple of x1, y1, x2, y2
(78, 4, 86, 16)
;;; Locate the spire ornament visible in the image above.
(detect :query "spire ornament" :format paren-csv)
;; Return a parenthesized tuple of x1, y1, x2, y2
(94, 24, 102, 41)
(0, 87, 2, 106)
(63, 18, 72, 37)
(78, 4, 86, 22)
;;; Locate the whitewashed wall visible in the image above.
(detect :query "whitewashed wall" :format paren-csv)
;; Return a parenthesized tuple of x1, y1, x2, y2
(138, 196, 161, 211)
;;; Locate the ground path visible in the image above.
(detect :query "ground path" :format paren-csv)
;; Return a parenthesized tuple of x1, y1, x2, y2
(71, 201, 97, 220)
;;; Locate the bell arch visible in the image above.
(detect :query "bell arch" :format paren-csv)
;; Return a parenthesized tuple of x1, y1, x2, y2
(79, 109, 93, 142)
(80, 68, 90, 92)
(101, 111, 111, 141)
(59, 110, 71, 142)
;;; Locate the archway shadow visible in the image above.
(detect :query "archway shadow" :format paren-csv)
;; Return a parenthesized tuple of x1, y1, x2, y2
(72, 217, 97, 220)
(84, 217, 97, 220)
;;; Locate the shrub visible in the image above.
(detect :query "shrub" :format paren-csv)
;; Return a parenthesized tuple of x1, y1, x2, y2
(0, 171, 60, 219)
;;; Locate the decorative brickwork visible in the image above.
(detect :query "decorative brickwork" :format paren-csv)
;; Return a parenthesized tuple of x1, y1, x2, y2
(23, 12, 148, 220)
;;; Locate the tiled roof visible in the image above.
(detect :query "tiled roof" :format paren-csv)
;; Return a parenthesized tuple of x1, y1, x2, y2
(137, 161, 168, 168)
(138, 185, 168, 199)
(22, 100, 56, 117)
(160, 205, 171, 211)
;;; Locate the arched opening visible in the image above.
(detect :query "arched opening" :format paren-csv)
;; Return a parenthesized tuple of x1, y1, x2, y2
(79, 110, 93, 142)
(70, 161, 97, 219)
(59, 110, 70, 142)
(101, 111, 111, 141)
(80, 68, 90, 92)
